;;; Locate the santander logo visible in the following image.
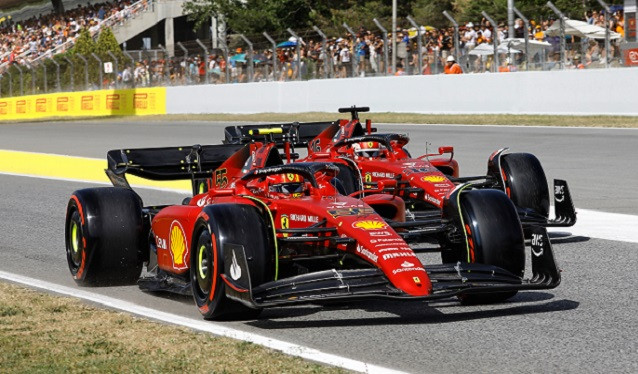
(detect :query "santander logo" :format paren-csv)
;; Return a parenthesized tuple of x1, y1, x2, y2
(630, 51, 638, 64)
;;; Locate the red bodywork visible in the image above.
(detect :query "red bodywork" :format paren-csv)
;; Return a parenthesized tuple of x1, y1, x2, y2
(303, 118, 460, 209)
(150, 142, 431, 297)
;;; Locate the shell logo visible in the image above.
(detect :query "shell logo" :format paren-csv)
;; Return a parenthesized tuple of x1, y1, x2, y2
(421, 175, 447, 183)
(353, 220, 388, 230)
(169, 221, 188, 270)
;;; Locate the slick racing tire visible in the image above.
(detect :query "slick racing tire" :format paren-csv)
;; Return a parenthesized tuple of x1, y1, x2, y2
(191, 204, 274, 320)
(500, 153, 550, 219)
(444, 189, 525, 303)
(332, 163, 360, 195)
(65, 188, 145, 286)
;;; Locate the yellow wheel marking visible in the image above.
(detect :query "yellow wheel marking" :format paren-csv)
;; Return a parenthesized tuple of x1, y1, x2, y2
(198, 245, 207, 279)
(71, 221, 79, 253)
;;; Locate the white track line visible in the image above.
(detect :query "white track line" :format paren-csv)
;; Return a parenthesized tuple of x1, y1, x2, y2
(0, 270, 406, 374)
(549, 208, 638, 244)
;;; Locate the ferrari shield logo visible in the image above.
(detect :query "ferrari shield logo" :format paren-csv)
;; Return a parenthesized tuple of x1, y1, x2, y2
(365, 173, 372, 183)
(280, 214, 290, 229)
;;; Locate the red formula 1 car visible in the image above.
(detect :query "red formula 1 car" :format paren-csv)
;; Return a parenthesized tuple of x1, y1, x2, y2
(223, 106, 576, 242)
(65, 140, 560, 320)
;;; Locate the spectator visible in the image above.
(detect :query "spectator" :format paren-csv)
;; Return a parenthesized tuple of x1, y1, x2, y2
(394, 63, 406, 76)
(444, 55, 462, 74)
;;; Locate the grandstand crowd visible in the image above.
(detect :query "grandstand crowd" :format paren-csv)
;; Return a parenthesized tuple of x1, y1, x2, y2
(0, 0, 629, 89)
(0, 0, 148, 67)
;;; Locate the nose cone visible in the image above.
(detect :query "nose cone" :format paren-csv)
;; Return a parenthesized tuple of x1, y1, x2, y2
(340, 218, 432, 296)
(408, 172, 455, 208)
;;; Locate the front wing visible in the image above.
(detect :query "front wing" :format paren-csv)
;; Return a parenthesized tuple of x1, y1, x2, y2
(221, 226, 561, 309)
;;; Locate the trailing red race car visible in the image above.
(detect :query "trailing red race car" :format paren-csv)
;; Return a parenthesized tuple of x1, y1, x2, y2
(223, 106, 576, 240)
(65, 140, 560, 320)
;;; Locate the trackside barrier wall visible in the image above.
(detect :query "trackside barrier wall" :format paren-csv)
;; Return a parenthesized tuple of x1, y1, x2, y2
(165, 69, 638, 116)
(0, 87, 166, 120)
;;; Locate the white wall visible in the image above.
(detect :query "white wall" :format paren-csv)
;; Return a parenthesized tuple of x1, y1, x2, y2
(166, 68, 638, 116)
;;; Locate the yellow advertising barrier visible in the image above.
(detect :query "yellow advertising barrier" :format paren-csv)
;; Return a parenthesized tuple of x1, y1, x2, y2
(0, 87, 166, 120)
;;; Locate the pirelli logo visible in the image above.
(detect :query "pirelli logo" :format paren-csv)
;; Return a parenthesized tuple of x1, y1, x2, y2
(57, 97, 69, 112)
(35, 98, 47, 113)
(16, 100, 27, 113)
(106, 94, 120, 110)
(81, 95, 94, 110)
(0, 101, 8, 115)
(134, 93, 148, 109)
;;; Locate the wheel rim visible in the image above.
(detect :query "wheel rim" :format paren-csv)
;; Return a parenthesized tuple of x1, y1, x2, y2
(195, 238, 212, 298)
(67, 213, 83, 268)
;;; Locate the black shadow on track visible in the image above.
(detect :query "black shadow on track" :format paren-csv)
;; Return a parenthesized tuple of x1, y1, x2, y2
(249, 296, 580, 329)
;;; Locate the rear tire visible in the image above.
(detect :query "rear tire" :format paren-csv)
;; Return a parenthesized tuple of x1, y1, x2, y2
(501, 153, 550, 219)
(191, 204, 273, 320)
(65, 188, 145, 286)
(444, 189, 525, 303)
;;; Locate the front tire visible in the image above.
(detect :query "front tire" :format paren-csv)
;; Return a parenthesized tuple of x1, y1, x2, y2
(501, 153, 550, 218)
(443, 189, 525, 303)
(191, 204, 274, 320)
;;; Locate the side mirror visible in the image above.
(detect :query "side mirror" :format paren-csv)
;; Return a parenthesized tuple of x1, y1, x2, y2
(439, 146, 454, 155)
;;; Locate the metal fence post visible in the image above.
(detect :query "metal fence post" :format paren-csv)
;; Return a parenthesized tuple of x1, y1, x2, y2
(6, 70, 12, 97)
(263, 32, 278, 81)
(219, 38, 230, 83)
(177, 42, 189, 84)
(63, 56, 74, 90)
(482, 11, 500, 72)
(142, 49, 153, 86)
(26, 63, 36, 94)
(443, 11, 461, 64)
(342, 22, 358, 77)
(91, 53, 103, 89)
(373, 19, 389, 76)
(547, 1, 566, 69)
(313, 26, 329, 79)
(14, 64, 23, 96)
(157, 44, 170, 85)
(406, 16, 423, 75)
(48, 57, 61, 92)
(512, 6, 530, 70)
(76, 53, 89, 91)
(219, 39, 230, 83)
(287, 28, 302, 81)
(41, 63, 47, 93)
(596, 0, 611, 68)
(195, 39, 210, 84)
(107, 51, 119, 88)
(238, 35, 254, 83)
(123, 51, 135, 88)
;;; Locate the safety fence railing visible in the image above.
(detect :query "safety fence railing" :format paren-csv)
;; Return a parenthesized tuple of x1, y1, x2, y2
(0, 0, 633, 97)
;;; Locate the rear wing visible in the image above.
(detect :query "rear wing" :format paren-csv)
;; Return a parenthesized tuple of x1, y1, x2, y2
(223, 121, 336, 147)
(106, 144, 245, 195)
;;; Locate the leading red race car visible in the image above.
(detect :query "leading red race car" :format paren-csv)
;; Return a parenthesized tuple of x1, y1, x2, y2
(65, 140, 560, 320)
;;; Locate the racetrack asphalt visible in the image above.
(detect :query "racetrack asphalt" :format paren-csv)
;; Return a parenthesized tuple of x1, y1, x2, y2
(0, 120, 636, 373)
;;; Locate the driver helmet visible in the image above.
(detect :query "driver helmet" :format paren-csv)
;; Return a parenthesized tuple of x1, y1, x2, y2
(353, 141, 383, 158)
(267, 173, 306, 197)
